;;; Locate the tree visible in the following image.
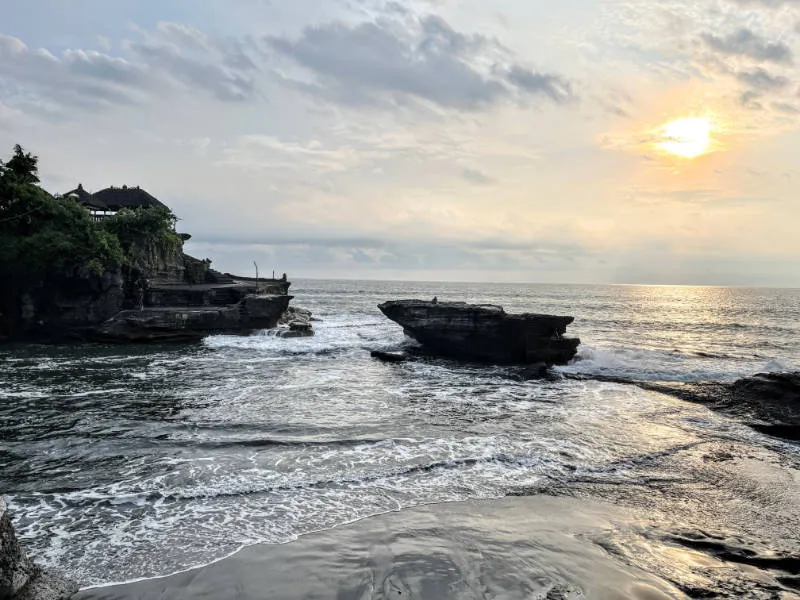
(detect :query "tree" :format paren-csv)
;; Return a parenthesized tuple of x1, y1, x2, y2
(0, 144, 40, 185)
(0, 144, 123, 275)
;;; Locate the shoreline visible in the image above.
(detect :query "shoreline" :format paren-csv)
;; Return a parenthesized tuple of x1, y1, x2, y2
(76, 495, 685, 600)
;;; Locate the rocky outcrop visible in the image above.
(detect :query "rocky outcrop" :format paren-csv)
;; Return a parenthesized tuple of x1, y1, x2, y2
(636, 372, 800, 441)
(89, 294, 292, 343)
(568, 371, 800, 442)
(275, 306, 315, 338)
(377, 300, 580, 365)
(0, 245, 293, 343)
(1, 500, 77, 600)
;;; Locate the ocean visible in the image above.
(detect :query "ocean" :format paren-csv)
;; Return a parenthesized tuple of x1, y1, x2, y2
(1, 280, 799, 591)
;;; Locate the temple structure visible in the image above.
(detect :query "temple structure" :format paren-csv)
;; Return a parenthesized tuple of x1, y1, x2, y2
(61, 184, 168, 220)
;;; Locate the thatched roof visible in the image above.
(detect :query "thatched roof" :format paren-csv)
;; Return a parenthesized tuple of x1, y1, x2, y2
(61, 184, 169, 212)
(91, 186, 168, 211)
(62, 183, 109, 210)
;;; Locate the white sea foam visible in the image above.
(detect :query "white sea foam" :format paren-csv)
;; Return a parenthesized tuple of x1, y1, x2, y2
(560, 344, 796, 382)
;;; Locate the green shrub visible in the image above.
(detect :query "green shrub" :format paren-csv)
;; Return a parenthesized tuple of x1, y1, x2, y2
(0, 145, 177, 277)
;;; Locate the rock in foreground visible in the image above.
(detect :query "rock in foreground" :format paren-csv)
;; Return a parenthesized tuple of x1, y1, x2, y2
(1, 500, 77, 600)
(639, 372, 800, 441)
(377, 300, 579, 365)
(568, 371, 800, 442)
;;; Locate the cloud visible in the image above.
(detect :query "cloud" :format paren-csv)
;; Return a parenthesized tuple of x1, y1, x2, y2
(131, 42, 255, 101)
(0, 34, 151, 112)
(772, 101, 800, 113)
(267, 14, 574, 110)
(461, 167, 496, 185)
(505, 66, 574, 103)
(190, 234, 593, 273)
(701, 28, 793, 64)
(740, 89, 764, 109)
(736, 67, 790, 89)
(0, 24, 261, 116)
(728, 0, 800, 6)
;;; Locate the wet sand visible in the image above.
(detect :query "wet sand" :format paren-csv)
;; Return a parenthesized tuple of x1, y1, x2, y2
(79, 495, 685, 600)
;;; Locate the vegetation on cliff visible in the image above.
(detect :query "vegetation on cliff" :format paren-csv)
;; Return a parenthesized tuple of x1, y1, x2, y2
(0, 145, 179, 277)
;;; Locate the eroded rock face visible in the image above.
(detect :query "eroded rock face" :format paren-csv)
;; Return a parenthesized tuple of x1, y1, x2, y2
(377, 300, 580, 365)
(1, 500, 77, 600)
(89, 294, 292, 343)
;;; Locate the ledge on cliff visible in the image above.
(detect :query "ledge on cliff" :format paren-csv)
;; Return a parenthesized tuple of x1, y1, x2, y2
(377, 300, 580, 365)
(89, 294, 292, 343)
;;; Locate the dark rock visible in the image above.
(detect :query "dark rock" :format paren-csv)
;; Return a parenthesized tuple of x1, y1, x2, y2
(519, 363, 562, 381)
(89, 295, 292, 343)
(377, 300, 580, 365)
(568, 371, 800, 442)
(370, 350, 408, 363)
(0, 226, 291, 343)
(275, 326, 314, 339)
(279, 307, 313, 326)
(1, 500, 77, 600)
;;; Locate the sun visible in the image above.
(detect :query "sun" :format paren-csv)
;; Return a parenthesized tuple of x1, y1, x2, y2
(656, 117, 713, 159)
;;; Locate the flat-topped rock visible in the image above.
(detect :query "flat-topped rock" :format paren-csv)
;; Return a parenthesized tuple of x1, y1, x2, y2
(377, 300, 580, 365)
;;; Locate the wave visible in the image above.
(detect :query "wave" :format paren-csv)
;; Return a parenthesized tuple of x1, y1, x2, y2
(184, 437, 388, 450)
(25, 450, 550, 510)
(560, 344, 794, 382)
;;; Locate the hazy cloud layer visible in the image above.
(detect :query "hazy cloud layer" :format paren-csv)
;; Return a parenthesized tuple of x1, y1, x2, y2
(1, 0, 799, 285)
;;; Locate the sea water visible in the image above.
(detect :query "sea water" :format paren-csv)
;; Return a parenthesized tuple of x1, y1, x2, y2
(1, 281, 798, 585)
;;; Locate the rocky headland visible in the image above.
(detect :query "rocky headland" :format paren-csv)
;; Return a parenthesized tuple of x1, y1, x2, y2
(377, 299, 580, 365)
(0, 145, 294, 344)
(1, 244, 293, 344)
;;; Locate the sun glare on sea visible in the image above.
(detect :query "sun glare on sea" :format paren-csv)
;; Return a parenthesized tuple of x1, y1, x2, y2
(656, 117, 713, 159)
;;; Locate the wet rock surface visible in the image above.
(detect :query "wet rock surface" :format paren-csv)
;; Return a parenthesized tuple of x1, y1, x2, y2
(377, 300, 580, 365)
(520, 434, 800, 599)
(370, 350, 408, 362)
(275, 306, 315, 338)
(568, 371, 800, 442)
(1, 500, 77, 600)
(88, 295, 292, 343)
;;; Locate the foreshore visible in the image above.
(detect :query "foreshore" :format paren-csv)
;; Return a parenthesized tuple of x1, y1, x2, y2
(78, 495, 683, 600)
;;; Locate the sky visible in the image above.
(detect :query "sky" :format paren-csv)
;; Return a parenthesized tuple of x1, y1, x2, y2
(1, 0, 799, 286)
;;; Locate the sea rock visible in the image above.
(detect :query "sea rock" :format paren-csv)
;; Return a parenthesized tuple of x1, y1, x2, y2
(571, 371, 800, 442)
(279, 307, 313, 326)
(1, 500, 78, 600)
(89, 295, 292, 343)
(377, 300, 580, 365)
(370, 350, 408, 363)
(276, 320, 314, 339)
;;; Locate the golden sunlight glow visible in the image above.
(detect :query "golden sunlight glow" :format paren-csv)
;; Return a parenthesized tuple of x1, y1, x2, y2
(656, 117, 712, 159)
